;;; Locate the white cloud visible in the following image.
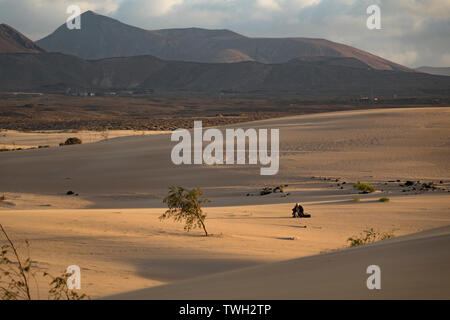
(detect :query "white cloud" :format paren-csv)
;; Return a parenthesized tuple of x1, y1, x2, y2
(381, 51, 418, 66)
(256, 0, 322, 12)
(441, 54, 450, 66)
(68, 0, 120, 14)
(138, 0, 183, 16)
(257, 0, 282, 11)
(290, 0, 322, 10)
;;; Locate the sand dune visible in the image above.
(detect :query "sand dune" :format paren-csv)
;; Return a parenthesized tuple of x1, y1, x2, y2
(108, 226, 450, 300)
(0, 194, 449, 297)
(1, 107, 449, 207)
(0, 107, 449, 298)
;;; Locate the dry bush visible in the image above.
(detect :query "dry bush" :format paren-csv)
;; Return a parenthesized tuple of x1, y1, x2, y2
(347, 228, 395, 247)
(0, 224, 88, 300)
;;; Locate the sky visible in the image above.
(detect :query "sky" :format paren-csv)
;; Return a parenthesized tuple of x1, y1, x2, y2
(0, 0, 449, 67)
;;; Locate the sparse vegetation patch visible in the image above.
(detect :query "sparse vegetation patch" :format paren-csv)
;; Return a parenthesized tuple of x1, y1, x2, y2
(353, 181, 375, 193)
(0, 224, 88, 300)
(347, 228, 395, 247)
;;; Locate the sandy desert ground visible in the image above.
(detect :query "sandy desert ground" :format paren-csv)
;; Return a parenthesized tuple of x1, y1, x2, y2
(108, 226, 450, 300)
(0, 129, 169, 150)
(0, 107, 449, 299)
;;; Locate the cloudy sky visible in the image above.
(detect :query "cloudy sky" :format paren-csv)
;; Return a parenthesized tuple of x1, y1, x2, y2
(0, 0, 449, 67)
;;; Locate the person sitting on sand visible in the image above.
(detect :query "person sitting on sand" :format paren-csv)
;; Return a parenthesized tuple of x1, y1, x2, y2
(297, 203, 304, 216)
(292, 203, 299, 218)
(294, 203, 311, 218)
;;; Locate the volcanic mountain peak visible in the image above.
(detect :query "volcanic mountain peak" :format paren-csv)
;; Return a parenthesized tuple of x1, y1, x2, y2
(0, 23, 45, 53)
(36, 11, 409, 71)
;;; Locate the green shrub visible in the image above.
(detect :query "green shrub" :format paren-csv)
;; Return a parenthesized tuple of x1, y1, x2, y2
(353, 181, 375, 193)
(379, 197, 390, 202)
(353, 197, 361, 202)
(161, 186, 210, 236)
(274, 185, 285, 193)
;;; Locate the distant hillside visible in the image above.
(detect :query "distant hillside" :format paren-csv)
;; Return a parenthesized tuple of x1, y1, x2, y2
(416, 67, 450, 77)
(0, 52, 448, 97)
(0, 24, 45, 53)
(37, 11, 409, 71)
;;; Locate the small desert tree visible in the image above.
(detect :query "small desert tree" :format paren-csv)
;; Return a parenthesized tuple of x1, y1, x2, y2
(161, 187, 210, 236)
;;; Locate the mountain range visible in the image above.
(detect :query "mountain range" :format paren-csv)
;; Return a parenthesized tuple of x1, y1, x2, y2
(36, 11, 408, 71)
(2, 51, 449, 97)
(416, 66, 450, 77)
(0, 11, 449, 97)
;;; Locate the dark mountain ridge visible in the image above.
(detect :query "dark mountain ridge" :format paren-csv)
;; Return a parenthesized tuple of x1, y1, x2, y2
(416, 67, 450, 77)
(0, 24, 45, 53)
(1, 52, 448, 98)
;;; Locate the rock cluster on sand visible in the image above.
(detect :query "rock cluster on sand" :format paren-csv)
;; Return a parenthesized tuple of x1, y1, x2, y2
(259, 185, 287, 196)
(60, 137, 82, 146)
